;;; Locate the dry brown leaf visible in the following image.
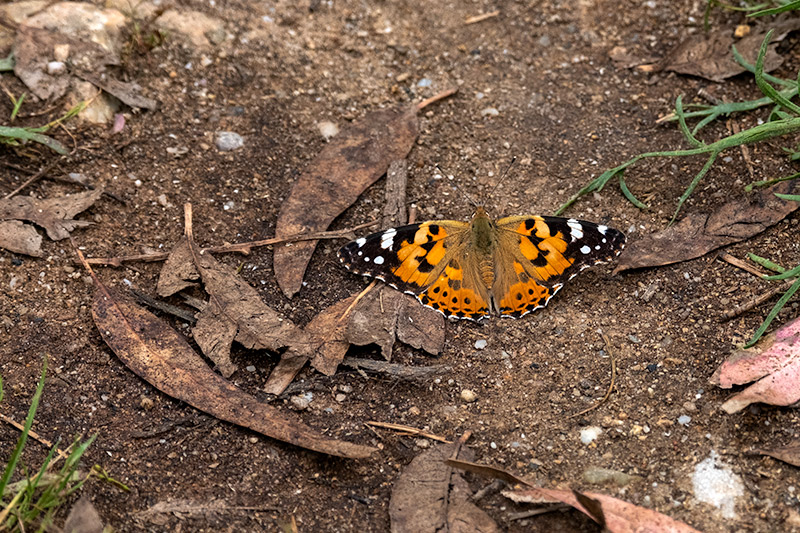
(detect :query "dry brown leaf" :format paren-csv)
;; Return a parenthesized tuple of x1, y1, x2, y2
(63, 496, 104, 533)
(0, 220, 44, 256)
(87, 277, 374, 458)
(347, 286, 444, 360)
(752, 440, 800, 467)
(273, 105, 419, 298)
(77, 71, 159, 110)
(390, 441, 500, 533)
(307, 294, 358, 376)
(614, 181, 798, 273)
(188, 236, 310, 378)
(156, 238, 199, 297)
(0, 189, 102, 241)
(657, 21, 800, 82)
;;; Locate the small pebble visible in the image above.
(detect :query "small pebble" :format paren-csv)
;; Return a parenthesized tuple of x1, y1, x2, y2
(140, 397, 155, 410)
(215, 131, 244, 151)
(47, 61, 66, 75)
(580, 426, 602, 444)
(317, 121, 339, 140)
(290, 393, 313, 410)
(339, 384, 353, 393)
(481, 107, 499, 117)
(407, 406, 420, 416)
(474, 339, 487, 349)
(461, 389, 478, 403)
(678, 415, 692, 426)
(416, 438, 430, 448)
(245, 365, 256, 372)
(417, 78, 432, 87)
(335, 393, 346, 402)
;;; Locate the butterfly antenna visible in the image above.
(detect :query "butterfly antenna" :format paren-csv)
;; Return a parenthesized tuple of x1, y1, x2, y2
(435, 164, 479, 208)
(488, 156, 517, 199)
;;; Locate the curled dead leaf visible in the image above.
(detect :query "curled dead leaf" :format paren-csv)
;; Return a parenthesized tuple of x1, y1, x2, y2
(0, 189, 103, 241)
(274, 105, 419, 297)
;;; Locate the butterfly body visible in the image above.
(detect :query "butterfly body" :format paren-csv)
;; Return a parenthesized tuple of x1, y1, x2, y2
(338, 207, 625, 321)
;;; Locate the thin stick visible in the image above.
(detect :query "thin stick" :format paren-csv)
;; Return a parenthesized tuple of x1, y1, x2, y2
(364, 421, 451, 443)
(0, 412, 70, 460)
(85, 220, 379, 266)
(568, 334, 616, 419)
(721, 279, 795, 320)
(718, 252, 770, 278)
(465, 11, 500, 24)
(508, 505, 571, 521)
(341, 357, 450, 380)
(416, 88, 458, 111)
(4, 157, 64, 199)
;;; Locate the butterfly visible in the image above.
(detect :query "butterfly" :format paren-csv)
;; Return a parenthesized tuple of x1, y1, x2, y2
(338, 206, 626, 321)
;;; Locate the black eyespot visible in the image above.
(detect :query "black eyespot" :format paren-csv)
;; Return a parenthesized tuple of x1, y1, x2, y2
(524, 219, 536, 231)
(442, 291, 448, 297)
(464, 297, 471, 304)
(516, 293, 523, 301)
(452, 297, 458, 303)
(528, 289, 534, 295)
(428, 224, 440, 236)
(433, 286, 440, 293)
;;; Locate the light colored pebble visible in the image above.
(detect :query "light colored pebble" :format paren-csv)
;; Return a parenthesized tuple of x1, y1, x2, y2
(460, 389, 478, 403)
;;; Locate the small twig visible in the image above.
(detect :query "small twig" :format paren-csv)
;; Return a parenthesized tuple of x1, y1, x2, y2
(718, 251, 770, 278)
(408, 203, 418, 225)
(465, 10, 499, 24)
(568, 334, 616, 419)
(341, 357, 451, 380)
(721, 279, 796, 320)
(508, 505, 571, 521)
(4, 157, 65, 199)
(416, 88, 458, 111)
(364, 421, 451, 443)
(471, 479, 505, 502)
(85, 220, 380, 266)
(0, 412, 70, 460)
(130, 288, 197, 324)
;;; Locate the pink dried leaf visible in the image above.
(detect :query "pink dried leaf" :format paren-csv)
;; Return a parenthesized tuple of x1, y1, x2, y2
(711, 316, 800, 413)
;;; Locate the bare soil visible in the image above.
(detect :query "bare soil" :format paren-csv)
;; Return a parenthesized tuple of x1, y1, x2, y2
(2, 0, 800, 531)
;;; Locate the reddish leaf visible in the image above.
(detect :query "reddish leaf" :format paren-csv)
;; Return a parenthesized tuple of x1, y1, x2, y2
(711, 315, 800, 413)
(273, 105, 419, 298)
(615, 181, 798, 273)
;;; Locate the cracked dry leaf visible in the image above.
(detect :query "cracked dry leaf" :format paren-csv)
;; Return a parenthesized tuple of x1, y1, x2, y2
(88, 277, 374, 458)
(389, 442, 500, 533)
(157, 238, 199, 297)
(63, 496, 104, 533)
(614, 181, 798, 273)
(307, 294, 358, 376)
(712, 315, 800, 413)
(0, 220, 44, 256)
(657, 21, 800, 82)
(273, 104, 419, 298)
(752, 440, 800, 467)
(0, 189, 102, 246)
(188, 236, 311, 378)
(347, 286, 444, 361)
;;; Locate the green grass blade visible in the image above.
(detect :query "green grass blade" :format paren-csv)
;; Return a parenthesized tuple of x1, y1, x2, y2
(775, 192, 800, 201)
(765, 264, 800, 280)
(10, 93, 25, 122)
(0, 359, 47, 496)
(745, 171, 800, 191)
(749, 0, 800, 16)
(0, 53, 12, 72)
(754, 31, 800, 115)
(732, 43, 797, 89)
(0, 126, 69, 155)
(670, 151, 718, 225)
(675, 94, 705, 147)
(748, 253, 786, 273)
(744, 276, 800, 348)
(618, 175, 648, 209)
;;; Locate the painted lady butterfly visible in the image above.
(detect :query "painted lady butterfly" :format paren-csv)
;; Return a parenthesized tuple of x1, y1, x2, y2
(338, 206, 625, 320)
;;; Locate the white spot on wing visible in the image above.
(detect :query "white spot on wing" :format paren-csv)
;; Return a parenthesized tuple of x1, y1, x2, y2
(356, 237, 367, 247)
(597, 225, 608, 235)
(567, 219, 584, 241)
(374, 256, 384, 265)
(363, 257, 370, 262)
(380, 228, 397, 250)
(580, 245, 591, 254)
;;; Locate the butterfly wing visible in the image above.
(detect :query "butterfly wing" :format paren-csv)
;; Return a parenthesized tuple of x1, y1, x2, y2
(492, 216, 626, 318)
(338, 221, 492, 320)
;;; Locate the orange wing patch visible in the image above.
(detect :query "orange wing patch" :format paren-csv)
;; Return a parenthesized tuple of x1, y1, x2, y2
(497, 261, 556, 317)
(507, 217, 574, 282)
(418, 259, 490, 320)
(391, 223, 453, 289)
